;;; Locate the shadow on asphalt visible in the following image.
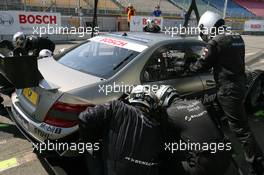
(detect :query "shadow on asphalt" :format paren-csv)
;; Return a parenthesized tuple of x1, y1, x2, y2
(43, 156, 89, 175)
(0, 122, 26, 140)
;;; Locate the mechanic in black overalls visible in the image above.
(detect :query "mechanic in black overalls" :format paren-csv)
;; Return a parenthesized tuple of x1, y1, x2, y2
(78, 85, 163, 175)
(189, 11, 264, 174)
(156, 85, 239, 175)
(12, 32, 55, 56)
(0, 40, 14, 115)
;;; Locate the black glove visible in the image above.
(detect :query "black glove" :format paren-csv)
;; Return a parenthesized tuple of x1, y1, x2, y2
(13, 47, 27, 56)
(186, 151, 198, 167)
(0, 40, 14, 50)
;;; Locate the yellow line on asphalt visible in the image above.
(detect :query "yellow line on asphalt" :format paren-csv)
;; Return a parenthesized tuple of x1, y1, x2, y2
(0, 152, 37, 172)
(0, 158, 18, 172)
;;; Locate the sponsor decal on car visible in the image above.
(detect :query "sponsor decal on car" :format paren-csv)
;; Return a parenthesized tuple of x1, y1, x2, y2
(89, 36, 148, 52)
(202, 94, 217, 104)
(39, 123, 62, 134)
(12, 106, 30, 130)
(194, 93, 216, 104)
(34, 127, 50, 140)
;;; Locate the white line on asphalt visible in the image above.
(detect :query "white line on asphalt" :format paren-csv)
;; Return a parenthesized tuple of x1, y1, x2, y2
(245, 52, 256, 56)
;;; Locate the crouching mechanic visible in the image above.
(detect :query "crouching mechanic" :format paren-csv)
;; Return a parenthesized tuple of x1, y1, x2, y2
(156, 85, 240, 175)
(78, 85, 163, 175)
(12, 32, 55, 56)
(143, 19, 161, 33)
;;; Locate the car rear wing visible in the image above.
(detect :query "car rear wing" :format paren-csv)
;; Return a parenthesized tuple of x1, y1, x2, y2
(0, 56, 43, 89)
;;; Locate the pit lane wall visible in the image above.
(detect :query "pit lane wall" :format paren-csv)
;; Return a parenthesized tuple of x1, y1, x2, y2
(0, 10, 262, 41)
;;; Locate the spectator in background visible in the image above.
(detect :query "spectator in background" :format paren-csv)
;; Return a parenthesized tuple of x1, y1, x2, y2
(152, 5, 162, 17)
(127, 3, 136, 28)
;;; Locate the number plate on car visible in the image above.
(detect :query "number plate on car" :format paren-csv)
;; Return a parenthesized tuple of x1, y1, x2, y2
(23, 88, 38, 105)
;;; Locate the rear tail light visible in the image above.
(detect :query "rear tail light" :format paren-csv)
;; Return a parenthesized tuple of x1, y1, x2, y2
(44, 101, 94, 128)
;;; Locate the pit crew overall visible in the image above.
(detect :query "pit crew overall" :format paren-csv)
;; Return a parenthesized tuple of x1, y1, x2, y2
(163, 99, 237, 175)
(79, 100, 163, 175)
(14, 36, 55, 56)
(190, 33, 263, 173)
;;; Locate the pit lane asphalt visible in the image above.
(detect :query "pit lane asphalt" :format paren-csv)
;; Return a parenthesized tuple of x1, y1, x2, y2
(0, 35, 263, 175)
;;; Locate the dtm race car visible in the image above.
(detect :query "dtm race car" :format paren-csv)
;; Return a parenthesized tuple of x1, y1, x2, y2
(1, 32, 263, 156)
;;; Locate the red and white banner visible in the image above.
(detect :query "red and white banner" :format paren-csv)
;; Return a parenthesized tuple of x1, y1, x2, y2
(244, 20, 264, 32)
(0, 11, 61, 35)
(130, 16, 163, 32)
(89, 36, 148, 52)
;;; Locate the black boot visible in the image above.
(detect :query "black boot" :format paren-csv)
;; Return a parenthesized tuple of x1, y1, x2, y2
(251, 157, 264, 175)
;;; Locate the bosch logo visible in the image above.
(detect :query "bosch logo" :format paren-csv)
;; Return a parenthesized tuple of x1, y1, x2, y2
(19, 14, 57, 24)
(142, 18, 161, 25)
(100, 38, 127, 47)
(0, 13, 14, 26)
(251, 24, 261, 29)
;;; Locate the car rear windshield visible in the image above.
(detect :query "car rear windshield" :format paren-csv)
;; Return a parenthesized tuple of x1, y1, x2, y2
(56, 40, 140, 79)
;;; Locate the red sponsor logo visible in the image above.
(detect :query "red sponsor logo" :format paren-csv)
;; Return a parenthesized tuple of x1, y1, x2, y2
(100, 38, 127, 47)
(250, 24, 261, 29)
(142, 18, 161, 25)
(19, 14, 57, 24)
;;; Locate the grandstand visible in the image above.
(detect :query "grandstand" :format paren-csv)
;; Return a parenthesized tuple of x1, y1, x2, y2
(114, 0, 182, 16)
(202, 0, 254, 17)
(235, 0, 264, 17)
(23, 0, 121, 15)
(0, 0, 24, 10)
(170, 0, 255, 18)
(170, 0, 222, 16)
(0, 0, 263, 19)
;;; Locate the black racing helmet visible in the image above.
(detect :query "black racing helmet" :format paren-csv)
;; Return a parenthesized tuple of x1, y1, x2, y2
(156, 85, 179, 107)
(128, 85, 159, 110)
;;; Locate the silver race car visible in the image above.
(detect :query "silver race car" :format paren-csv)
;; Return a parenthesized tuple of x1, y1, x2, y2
(6, 32, 263, 156)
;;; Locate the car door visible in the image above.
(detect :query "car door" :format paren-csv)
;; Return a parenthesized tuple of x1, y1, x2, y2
(185, 42, 217, 105)
(140, 42, 204, 101)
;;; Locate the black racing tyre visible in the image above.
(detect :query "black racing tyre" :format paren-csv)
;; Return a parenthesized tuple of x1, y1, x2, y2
(246, 75, 264, 112)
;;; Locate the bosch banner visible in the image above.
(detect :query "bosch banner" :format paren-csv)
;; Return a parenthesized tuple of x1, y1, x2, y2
(244, 20, 264, 32)
(130, 16, 163, 32)
(0, 11, 61, 35)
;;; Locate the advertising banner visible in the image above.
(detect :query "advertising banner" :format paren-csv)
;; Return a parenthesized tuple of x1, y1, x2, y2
(0, 11, 61, 35)
(130, 16, 163, 32)
(244, 20, 264, 32)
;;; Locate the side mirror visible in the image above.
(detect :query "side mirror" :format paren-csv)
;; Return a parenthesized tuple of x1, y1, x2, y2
(58, 48, 66, 54)
(38, 49, 52, 59)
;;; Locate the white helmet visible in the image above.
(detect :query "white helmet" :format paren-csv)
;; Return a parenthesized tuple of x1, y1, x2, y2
(39, 49, 52, 58)
(128, 85, 158, 109)
(198, 11, 225, 42)
(156, 85, 179, 107)
(13, 32, 26, 47)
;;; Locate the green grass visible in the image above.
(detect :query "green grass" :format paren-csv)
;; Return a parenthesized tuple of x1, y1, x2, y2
(0, 123, 9, 128)
(255, 110, 264, 118)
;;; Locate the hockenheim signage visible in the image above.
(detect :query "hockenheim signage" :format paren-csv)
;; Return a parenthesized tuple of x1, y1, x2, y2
(0, 11, 61, 35)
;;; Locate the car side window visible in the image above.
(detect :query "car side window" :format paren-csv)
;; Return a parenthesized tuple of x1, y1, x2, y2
(141, 44, 205, 83)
